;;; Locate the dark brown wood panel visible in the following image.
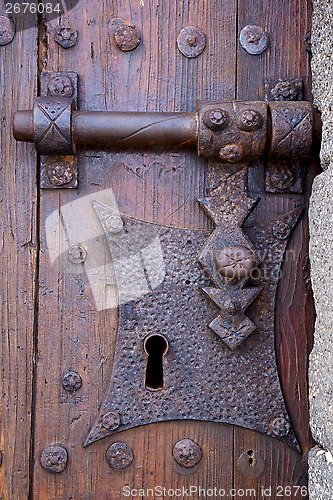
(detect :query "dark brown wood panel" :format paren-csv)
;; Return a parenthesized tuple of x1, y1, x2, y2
(33, 1, 237, 496)
(0, 13, 38, 499)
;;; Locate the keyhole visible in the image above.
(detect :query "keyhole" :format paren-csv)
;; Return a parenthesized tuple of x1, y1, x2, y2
(247, 449, 255, 466)
(144, 334, 169, 391)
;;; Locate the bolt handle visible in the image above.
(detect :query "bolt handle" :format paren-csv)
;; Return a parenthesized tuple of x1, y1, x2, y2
(13, 97, 315, 162)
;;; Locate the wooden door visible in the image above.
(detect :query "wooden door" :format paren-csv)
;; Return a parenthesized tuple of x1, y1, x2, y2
(0, 0, 319, 498)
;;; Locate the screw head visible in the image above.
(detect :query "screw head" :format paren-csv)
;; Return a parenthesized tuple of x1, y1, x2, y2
(62, 371, 82, 393)
(215, 245, 256, 281)
(273, 221, 291, 240)
(173, 439, 202, 468)
(40, 445, 68, 474)
(114, 24, 141, 51)
(237, 109, 263, 131)
(101, 411, 121, 431)
(239, 25, 269, 55)
(271, 81, 298, 101)
(219, 144, 244, 163)
(68, 245, 87, 265)
(48, 75, 73, 98)
(106, 442, 134, 470)
(0, 16, 15, 46)
(270, 417, 291, 437)
(54, 25, 78, 49)
(48, 164, 74, 186)
(177, 26, 206, 58)
(203, 108, 229, 131)
(105, 214, 123, 234)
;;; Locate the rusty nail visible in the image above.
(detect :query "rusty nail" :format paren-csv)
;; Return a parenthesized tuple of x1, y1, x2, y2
(68, 245, 87, 265)
(54, 25, 78, 49)
(177, 26, 206, 58)
(173, 439, 202, 468)
(238, 449, 265, 478)
(62, 371, 82, 393)
(0, 16, 15, 46)
(114, 24, 141, 51)
(219, 144, 244, 163)
(269, 417, 291, 437)
(273, 221, 291, 240)
(101, 411, 121, 431)
(270, 164, 296, 191)
(239, 25, 269, 55)
(271, 81, 298, 102)
(203, 109, 228, 131)
(106, 442, 134, 470)
(215, 245, 256, 281)
(237, 109, 263, 131)
(40, 445, 68, 473)
(105, 215, 123, 234)
(48, 75, 74, 98)
(48, 164, 74, 187)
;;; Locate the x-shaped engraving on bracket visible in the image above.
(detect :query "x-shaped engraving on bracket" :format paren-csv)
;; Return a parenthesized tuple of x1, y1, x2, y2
(35, 101, 72, 149)
(272, 105, 312, 154)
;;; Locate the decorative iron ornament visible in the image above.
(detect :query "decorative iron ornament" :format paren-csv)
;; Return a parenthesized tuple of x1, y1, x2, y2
(84, 165, 302, 451)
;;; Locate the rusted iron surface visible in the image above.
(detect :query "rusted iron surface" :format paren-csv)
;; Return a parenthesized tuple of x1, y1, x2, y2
(54, 25, 78, 49)
(177, 26, 206, 58)
(198, 101, 267, 162)
(105, 443, 134, 470)
(40, 445, 68, 474)
(114, 23, 142, 52)
(265, 78, 304, 102)
(84, 165, 302, 450)
(172, 439, 202, 468)
(239, 25, 269, 55)
(40, 72, 78, 103)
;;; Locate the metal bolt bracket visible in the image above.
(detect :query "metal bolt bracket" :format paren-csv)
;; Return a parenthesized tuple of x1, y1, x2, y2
(105, 442, 134, 470)
(173, 439, 202, 468)
(54, 25, 78, 49)
(62, 371, 82, 392)
(40, 444, 68, 473)
(0, 16, 15, 46)
(239, 25, 269, 55)
(177, 26, 206, 58)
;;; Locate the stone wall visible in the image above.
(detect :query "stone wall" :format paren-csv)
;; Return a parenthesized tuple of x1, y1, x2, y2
(309, 1, 333, 497)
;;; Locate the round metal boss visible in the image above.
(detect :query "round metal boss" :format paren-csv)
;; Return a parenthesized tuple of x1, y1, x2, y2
(239, 25, 269, 55)
(106, 442, 134, 470)
(215, 245, 256, 281)
(177, 26, 206, 58)
(173, 439, 202, 468)
(40, 444, 68, 474)
(0, 16, 15, 46)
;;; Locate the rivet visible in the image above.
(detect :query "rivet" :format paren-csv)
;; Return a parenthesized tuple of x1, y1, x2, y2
(54, 25, 78, 49)
(114, 24, 141, 51)
(215, 245, 256, 281)
(101, 411, 121, 431)
(219, 144, 244, 163)
(203, 109, 229, 131)
(173, 439, 202, 468)
(105, 214, 123, 234)
(0, 16, 15, 46)
(270, 164, 296, 192)
(271, 81, 298, 102)
(62, 371, 82, 393)
(48, 75, 73, 98)
(106, 442, 134, 470)
(48, 164, 74, 186)
(177, 26, 206, 58)
(68, 245, 87, 265)
(237, 110, 263, 131)
(269, 417, 291, 437)
(40, 444, 68, 474)
(238, 449, 265, 478)
(239, 25, 269, 55)
(223, 298, 242, 315)
(273, 221, 291, 240)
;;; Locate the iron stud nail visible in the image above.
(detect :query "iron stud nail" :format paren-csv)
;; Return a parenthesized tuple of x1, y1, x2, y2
(62, 371, 82, 392)
(106, 442, 134, 470)
(219, 144, 244, 163)
(204, 108, 229, 131)
(68, 245, 87, 265)
(239, 25, 269, 55)
(48, 75, 73, 98)
(101, 411, 121, 431)
(114, 24, 141, 51)
(54, 25, 78, 49)
(0, 16, 15, 46)
(237, 109, 263, 131)
(173, 439, 202, 468)
(269, 417, 291, 437)
(40, 445, 68, 474)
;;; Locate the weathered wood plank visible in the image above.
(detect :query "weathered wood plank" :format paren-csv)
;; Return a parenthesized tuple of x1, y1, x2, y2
(33, 0, 237, 496)
(0, 12, 38, 499)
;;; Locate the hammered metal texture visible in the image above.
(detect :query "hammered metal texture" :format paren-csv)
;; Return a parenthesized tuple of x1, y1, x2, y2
(198, 101, 267, 162)
(85, 166, 302, 449)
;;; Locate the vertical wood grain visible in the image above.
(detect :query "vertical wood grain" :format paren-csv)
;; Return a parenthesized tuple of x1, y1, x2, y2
(0, 12, 38, 499)
(33, 0, 237, 497)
